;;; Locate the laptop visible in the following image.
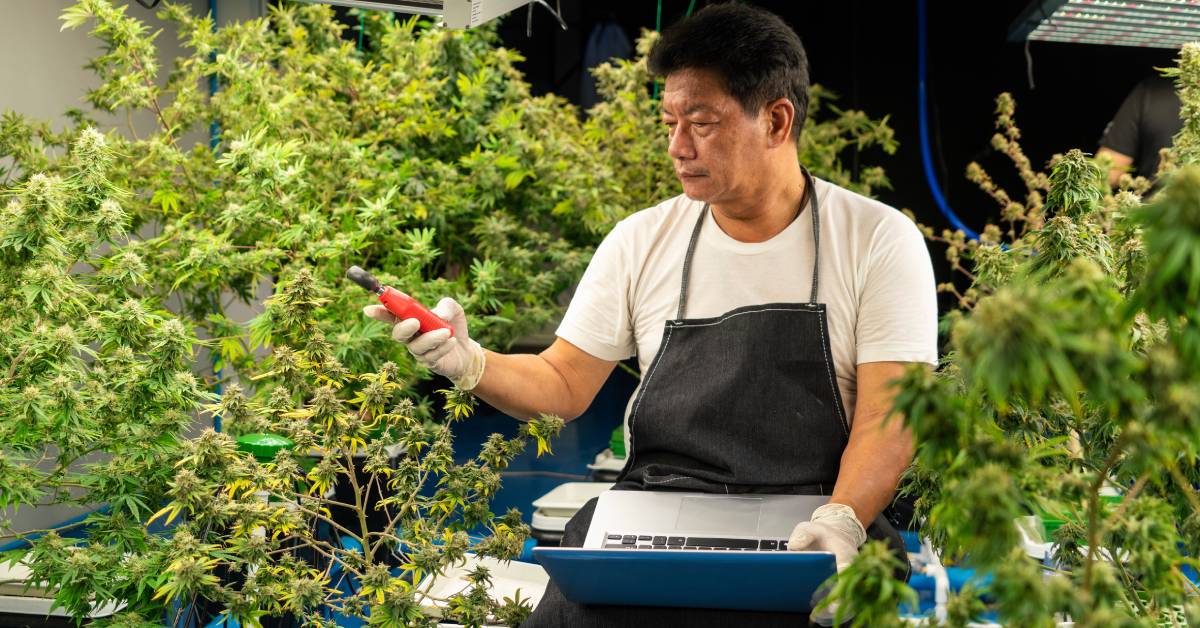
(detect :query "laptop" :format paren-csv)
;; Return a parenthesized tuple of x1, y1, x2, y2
(532, 491, 836, 612)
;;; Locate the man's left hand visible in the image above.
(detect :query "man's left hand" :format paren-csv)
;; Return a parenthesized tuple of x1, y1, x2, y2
(788, 502, 867, 625)
(788, 502, 866, 569)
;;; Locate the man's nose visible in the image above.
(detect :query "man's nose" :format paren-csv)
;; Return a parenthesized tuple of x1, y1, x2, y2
(668, 127, 696, 161)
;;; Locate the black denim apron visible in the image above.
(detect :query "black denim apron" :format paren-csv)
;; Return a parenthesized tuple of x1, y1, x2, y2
(524, 171, 907, 627)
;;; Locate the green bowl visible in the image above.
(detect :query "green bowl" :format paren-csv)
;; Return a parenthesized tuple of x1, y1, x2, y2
(236, 433, 294, 464)
(1040, 495, 1124, 539)
(609, 425, 625, 459)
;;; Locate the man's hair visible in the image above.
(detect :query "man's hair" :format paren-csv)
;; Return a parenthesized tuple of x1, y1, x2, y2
(648, 3, 810, 141)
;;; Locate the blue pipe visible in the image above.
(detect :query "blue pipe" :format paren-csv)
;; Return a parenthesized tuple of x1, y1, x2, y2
(208, 0, 220, 152)
(917, 0, 979, 240)
(208, 0, 223, 433)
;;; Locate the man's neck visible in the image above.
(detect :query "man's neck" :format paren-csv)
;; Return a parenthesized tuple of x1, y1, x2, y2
(709, 162, 807, 244)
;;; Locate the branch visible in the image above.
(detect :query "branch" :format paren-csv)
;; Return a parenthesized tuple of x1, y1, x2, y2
(125, 108, 140, 142)
(3, 344, 32, 384)
(1166, 462, 1200, 513)
(1093, 472, 1149, 544)
(1111, 555, 1151, 617)
(289, 502, 365, 548)
(285, 491, 360, 513)
(1176, 566, 1200, 596)
(127, 52, 176, 146)
(340, 448, 373, 563)
(0, 513, 94, 542)
(1084, 430, 1132, 593)
(939, 281, 973, 310)
(266, 536, 365, 580)
(385, 434, 449, 537)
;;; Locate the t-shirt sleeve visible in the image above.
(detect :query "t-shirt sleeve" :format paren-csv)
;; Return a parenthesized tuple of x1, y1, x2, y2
(1099, 79, 1146, 158)
(855, 212, 939, 366)
(555, 219, 638, 362)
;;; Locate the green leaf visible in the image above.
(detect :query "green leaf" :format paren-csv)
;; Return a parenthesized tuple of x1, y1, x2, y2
(60, 6, 91, 31)
(503, 169, 531, 190)
(151, 187, 182, 214)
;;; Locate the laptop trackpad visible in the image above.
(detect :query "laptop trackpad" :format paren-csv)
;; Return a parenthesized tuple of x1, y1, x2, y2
(676, 496, 763, 535)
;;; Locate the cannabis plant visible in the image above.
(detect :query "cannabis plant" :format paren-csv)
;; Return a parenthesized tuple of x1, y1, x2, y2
(154, 268, 563, 627)
(50, 0, 603, 395)
(824, 48, 1200, 626)
(0, 128, 212, 619)
(0, 131, 563, 626)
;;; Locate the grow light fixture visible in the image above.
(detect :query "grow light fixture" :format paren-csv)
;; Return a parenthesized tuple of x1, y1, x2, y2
(294, 0, 555, 29)
(1009, 0, 1200, 49)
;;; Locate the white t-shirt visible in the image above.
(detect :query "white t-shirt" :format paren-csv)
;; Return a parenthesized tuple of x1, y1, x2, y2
(556, 177, 938, 439)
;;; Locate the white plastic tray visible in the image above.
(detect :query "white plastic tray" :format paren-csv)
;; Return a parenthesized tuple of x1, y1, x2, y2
(0, 558, 123, 618)
(531, 509, 570, 532)
(530, 482, 612, 518)
(417, 554, 549, 621)
(586, 449, 626, 473)
(1015, 515, 1054, 561)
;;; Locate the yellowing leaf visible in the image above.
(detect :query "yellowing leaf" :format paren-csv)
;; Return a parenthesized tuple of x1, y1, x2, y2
(148, 503, 183, 526)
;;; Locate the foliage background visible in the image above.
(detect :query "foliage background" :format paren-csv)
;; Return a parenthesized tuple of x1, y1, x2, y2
(0, 1, 899, 625)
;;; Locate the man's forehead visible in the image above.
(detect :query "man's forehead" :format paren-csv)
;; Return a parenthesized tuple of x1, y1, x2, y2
(661, 99, 721, 116)
(662, 69, 733, 114)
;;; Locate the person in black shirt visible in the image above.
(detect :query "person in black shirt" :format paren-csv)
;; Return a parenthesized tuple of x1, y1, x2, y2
(1097, 75, 1182, 187)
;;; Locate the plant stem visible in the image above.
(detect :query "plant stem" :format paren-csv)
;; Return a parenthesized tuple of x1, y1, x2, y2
(0, 514, 95, 542)
(1093, 472, 1149, 544)
(127, 53, 175, 147)
(290, 503, 363, 548)
(1073, 412, 1089, 461)
(125, 108, 140, 142)
(271, 537, 364, 579)
(616, 361, 640, 380)
(386, 443, 439, 537)
(1084, 430, 1131, 596)
(1175, 566, 1200, 595)
(1165, 461, 1200, 512)
(342, 448, 372, 563)
(295, 491, 360, 513)
(3, 344, 31, 383)
(1111, 554, 1150, 617)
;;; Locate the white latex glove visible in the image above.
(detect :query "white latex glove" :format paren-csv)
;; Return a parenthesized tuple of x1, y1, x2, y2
(363, 297, 486, 390)
(788, 502, 867, 626)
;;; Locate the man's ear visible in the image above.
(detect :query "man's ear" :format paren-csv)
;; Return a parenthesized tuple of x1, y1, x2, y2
(764, 98, 795, 148)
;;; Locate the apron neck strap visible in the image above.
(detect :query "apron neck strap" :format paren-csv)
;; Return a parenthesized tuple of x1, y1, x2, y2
(676, 167, 822, 320)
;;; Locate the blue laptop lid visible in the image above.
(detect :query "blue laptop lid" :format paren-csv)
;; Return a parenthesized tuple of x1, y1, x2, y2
(532, 547, 836, 613)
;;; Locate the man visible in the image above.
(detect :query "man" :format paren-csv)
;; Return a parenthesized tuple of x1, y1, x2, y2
(365, 4, 936, 625)
(1097, 74, 1182, 188)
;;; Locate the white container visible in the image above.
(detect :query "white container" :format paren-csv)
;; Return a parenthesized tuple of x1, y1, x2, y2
(586, 449, 626, 473)
(0, 556, 123, 619)
(530, 482, 612, 519)
(531, 509, 570, 533)
(417, 553, 550, 622)
(1014, 515, 1054, 561)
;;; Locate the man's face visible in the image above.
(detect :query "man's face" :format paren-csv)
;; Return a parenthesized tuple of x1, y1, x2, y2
(661, 68, 772, 206)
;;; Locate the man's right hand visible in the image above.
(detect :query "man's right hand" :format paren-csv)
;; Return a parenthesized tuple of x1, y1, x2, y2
(363, 297, 486, 390)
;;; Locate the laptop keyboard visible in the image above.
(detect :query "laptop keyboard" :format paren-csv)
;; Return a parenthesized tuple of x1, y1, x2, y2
(603, 533, 789, 551)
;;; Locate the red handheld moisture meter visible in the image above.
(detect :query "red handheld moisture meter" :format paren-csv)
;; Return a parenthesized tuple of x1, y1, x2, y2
(347, 265, 453, 337)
